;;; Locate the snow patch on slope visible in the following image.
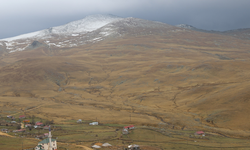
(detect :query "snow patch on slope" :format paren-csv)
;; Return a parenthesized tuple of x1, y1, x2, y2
(176, 24, 195, 29)
(71, 34, 79, 36)
(9, 44, 29, 53)
(1, 30, 51, 42)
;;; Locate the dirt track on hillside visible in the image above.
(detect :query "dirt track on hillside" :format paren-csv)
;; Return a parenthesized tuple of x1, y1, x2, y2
(74, 144, 93, 150)
(0, 132, 13, 137)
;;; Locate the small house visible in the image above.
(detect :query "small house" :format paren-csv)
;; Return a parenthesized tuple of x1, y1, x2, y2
(92, 142, 102, 148)
(19, 115, 25, 119)
(44, 133, 49, 138)
(7, 115, 12, 119)
(92, 145, 101, 149)
(36, 135, 45, 139)
(1, 128, 8, 133)
(89, 122, 98, 125)
(77, 119, 82, 123)
(11, 121, 17, 124)
(122, 128, 129, 134)
(23, 120, 30, 123)
(128, 144, 140, 150)
(25, 124, 32, 128)
(102, 143, 112, 147)
(17, 129, 26, 132)
(195, 131, 205, 136)
(35, 122, 44, 126)
(124, 125, 135, 130)
(43, 126, 50, 130)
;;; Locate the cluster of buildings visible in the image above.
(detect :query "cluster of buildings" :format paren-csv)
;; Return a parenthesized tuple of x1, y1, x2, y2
(2, 115, 57, 150)
(2, 116, 153, 150)
(7, 115, 25, 119)
(194, 131, 205, 136)
(89, 121, 98, 125)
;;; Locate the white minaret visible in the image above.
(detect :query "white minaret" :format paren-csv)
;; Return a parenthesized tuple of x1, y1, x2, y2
(48, 126, 52, 150)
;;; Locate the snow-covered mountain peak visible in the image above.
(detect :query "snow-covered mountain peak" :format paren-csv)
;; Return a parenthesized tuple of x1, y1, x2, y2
(0, 14, 122, 42)
(0, 14, 174, 53)
(0, 14, 124, 53)
(50, 14, 122, 34)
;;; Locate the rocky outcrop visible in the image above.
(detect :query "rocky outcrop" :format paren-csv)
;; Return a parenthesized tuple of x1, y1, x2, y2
(26, 41, 47, 50)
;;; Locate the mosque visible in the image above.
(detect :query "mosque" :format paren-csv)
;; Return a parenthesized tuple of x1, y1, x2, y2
(35, 126, 57, 150)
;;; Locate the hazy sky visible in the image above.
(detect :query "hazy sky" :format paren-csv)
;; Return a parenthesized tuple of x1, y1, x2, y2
(1, 0, 250, 39)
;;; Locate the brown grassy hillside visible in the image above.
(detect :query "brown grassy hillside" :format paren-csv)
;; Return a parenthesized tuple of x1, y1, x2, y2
(1, 28, 250, 136)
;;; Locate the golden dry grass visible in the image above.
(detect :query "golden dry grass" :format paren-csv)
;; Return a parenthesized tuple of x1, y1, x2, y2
(1, 29, 250, 138)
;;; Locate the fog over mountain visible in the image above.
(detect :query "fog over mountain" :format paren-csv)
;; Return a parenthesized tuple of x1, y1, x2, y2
(1, 0, 250, 39)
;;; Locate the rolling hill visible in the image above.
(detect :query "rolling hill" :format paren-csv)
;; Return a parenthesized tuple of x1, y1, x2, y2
(1, 14, 250, 137)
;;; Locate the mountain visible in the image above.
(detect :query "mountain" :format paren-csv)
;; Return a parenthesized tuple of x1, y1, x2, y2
(222, 28, 250, 40)
(1, 14, 122, 41)
(1, 14, 250, 137)
(176, 24, 250, 40)
(0, 14, 176, 54)
(0, 14, 122, 53)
